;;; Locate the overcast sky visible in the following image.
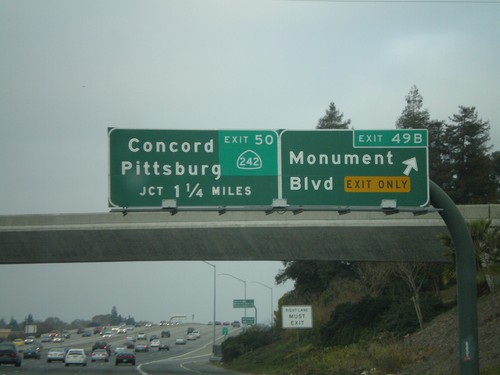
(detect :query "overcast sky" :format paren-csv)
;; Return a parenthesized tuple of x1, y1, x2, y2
(1, 0, 499, 326)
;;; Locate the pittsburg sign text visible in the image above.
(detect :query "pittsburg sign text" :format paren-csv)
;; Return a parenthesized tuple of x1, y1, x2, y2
(108, 128, 428, 209)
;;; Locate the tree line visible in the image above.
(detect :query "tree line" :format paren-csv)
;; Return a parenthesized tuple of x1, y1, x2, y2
(274, 86, 499, 344)
(0, 306, 137, 339)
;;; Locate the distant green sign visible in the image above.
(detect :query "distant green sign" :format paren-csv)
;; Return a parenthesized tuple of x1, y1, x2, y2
(222, 327, 229, 336)
(241, 317, 255, 325)
(233, 299, 255, 308)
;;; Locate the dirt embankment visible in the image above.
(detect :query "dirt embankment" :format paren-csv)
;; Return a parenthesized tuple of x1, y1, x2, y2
(401, 289, 500, 374)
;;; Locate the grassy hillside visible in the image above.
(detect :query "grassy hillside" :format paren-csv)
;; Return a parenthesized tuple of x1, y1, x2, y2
(223, 288, 499, 375)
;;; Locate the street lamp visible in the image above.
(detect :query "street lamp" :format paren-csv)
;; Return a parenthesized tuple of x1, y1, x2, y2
(218, 273, 247, 322)
(203, 261, 216, 354)
(250, 281, 274, 326)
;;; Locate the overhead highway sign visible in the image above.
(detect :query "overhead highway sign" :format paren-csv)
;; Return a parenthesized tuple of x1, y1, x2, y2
(109, 128, 279, 208)
(280, 129, 428, 207)
(109, 128, 428, 209)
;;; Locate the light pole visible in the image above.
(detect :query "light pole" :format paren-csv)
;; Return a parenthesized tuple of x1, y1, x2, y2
(203, 261, 216, 354)
(218, 273, 247, 322)
(250, 281, 274, 326)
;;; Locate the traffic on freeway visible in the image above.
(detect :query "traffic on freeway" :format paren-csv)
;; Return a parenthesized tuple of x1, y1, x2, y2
(0, 322, 246, 374)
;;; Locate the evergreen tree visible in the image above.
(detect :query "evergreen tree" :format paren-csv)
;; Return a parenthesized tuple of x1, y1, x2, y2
(492, 151, 500, 202)
(316, 102, 351, 129)
(396, 85, 430, 129)
(25, 313, 34, 325)
(427, 119, 452, 190)
(8, 316, 19, 330)
(111, 306, 119, 325)
(445, 106, 496, 203)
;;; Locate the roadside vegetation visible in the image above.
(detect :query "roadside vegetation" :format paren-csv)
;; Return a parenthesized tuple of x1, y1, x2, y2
(220, 87, 500, 374)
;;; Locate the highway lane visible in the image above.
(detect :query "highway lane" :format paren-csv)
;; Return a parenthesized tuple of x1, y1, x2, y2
(1, 324, 245, 375)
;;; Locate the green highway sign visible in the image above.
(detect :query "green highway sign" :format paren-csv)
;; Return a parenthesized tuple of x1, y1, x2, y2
(280, 130, 428, 207)
(233, 299, 255, 308)
(241, 317, 255, 325)
(108, 129, 279, 208)
(109, 129, 428, 209)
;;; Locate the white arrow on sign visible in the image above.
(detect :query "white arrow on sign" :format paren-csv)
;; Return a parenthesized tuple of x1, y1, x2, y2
(402, 157, 418, 176)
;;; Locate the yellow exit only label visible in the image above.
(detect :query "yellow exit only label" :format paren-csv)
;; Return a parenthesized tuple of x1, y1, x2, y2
(344, 176, 410, 193)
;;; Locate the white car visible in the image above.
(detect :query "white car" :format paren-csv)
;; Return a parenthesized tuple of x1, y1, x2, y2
(101, 331, 113, 339)
(192, 330, 200, 338)
(175, 337, 186, 345)
(64, 348, 87, 366)
(150, 339, 160, 347)
(91, 348, 109, 362)
(24, 336, 36, 345)
(47, 347, 66, 362)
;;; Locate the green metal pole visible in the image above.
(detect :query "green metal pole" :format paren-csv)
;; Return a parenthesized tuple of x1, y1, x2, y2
(429, 180, 479, 375)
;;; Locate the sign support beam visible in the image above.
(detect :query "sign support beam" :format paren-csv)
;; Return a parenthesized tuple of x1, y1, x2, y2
(429, 180, 479, 375)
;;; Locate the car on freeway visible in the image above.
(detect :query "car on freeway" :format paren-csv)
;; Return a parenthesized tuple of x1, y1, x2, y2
(24, 336, 36, 345)
(114, 346, 126, 355)
(187, 333, 197, 341)
(117, 327, 127, 334)
(82, 330, 91, 337)
(115, 349, 136, 366)
(62, 331, 71, 339)
(92, 341, 111, 355)
(136, 332, 147, 340)
(150, 339, 160, 348)
(161, 330, 171, 338)
(149, 334, 159, 341)
(158, 341, 170, 351)
(232, 321, 241, 327)
(0, 342, 22, 367)
(91, 348, 109, 362)
(47, 347, 67, 362)
(175, 337, 186, 345)
(124, 340, 135, 349)
(13, 338, 25, 347)
(64, 348, 87, 366)
(186, 327, 194, 334)
(52, 336, 64, 343)
(23, 345, 42, 359)
(135, 342, 149, 352)
(192, 330, 201, 338)
(223, 321, 231, 326)
(41, 335, 53, 343)
(101, 331, 113, 339)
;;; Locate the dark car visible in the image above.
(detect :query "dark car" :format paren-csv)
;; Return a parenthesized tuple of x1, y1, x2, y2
(186, 327, 194, 334)
(82, 330, 91, 337)
(158, 341, 170, 351)
(92, 341, 111, 355)
(0, 342, 22, 367)
(161, 330, 171, 338)
(23, 345, 41, 359)
(115, 350, 136, 366)
(134, 342, 149, 352)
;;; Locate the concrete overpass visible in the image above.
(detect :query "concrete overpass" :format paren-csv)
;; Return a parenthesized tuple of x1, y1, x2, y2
(0, 205, 498, 264)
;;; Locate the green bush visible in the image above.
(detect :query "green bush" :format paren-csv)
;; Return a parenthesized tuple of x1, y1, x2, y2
(221, 326, 277, 362)
(320, 296, 391, 346)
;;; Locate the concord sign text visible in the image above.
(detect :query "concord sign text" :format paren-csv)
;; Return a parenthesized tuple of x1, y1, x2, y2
(108, 128, 428, 209)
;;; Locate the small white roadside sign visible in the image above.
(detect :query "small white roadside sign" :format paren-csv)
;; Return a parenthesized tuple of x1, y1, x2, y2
(282, 305, 313, 329)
